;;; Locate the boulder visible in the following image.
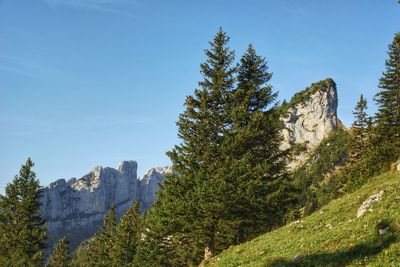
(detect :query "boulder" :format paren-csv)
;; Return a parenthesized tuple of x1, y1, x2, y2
(357, 191, 384, 218)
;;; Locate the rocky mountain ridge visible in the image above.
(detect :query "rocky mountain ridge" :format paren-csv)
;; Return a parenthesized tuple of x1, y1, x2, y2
(40, 161, 171, 250)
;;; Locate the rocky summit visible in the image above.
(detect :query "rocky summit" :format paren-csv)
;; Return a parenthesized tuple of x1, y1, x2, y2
(280, 78, 339, 168)
(40, 161, 171, 251)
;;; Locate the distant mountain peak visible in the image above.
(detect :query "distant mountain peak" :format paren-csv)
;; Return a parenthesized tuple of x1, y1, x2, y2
(41, 160, 168, 252)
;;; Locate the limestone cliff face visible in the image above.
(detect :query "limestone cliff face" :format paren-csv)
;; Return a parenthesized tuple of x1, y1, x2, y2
(280, 78, 339, 168)
(40, 161, 171, 251)
(138, 166, 172, 210)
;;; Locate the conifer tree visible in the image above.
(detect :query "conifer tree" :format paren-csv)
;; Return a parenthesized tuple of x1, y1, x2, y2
(348, 94, 370, 162)
(375, 33, 400, 141)
(136, 28, 237, 266)
(112, 201, 141, 266)
(47, 237, 70, 267)
(371, 33, 400, 166)
(220, 44, 290, 243)
(78, 204, 117, 267)
(136, 32, 292, 266)
(0, 158, 46, 266)
(171, 27, 238, 261)
(336, 34, 400, 191)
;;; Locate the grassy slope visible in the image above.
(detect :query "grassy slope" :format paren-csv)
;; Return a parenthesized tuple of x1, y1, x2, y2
(204, 171, 400, 267)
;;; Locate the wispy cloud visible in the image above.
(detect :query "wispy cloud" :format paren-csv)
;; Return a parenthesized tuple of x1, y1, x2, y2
(43, 0, 137, 16)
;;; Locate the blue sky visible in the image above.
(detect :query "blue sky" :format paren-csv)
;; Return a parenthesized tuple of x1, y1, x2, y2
(0, 0, 399, 189)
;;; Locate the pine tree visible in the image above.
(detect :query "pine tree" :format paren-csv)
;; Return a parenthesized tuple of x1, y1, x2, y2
(335, 34, 400, 192)
(136, 33, 293, 267)
(136, 28, 237, 266)
(170, 27, 237, 261)
(112, 201, 141, 266)
(219, 44, 290, 243)
(77, 204, 117, 267)
(348, 94, 370, 162)
(375, 33, 400, 142)
(47, 237, 70, 267)
(0, 158, 46, 266)
(370, 33, 400, 169)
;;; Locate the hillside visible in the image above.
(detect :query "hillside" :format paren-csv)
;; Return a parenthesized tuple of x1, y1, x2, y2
(204, 171, 400, 266)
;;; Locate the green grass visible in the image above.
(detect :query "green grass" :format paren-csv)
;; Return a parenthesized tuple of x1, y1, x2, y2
(204, 171, 400, 266)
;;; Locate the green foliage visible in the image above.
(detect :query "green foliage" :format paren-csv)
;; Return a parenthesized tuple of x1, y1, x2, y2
(136, 28, 238, 266)
(0, 158, 47, 267)
(73, 204, 117, 266)
(219, 43, 292, 241)
(70, 240, 90, 267)
(47, 237, 70, 267)
(347, 94, 371, 163)
(204, 171, 400, 266)
(73, 202, 143, 267)
(112, 201, 141, 266)
(136, 31, 292, 266)
(372, 33, 400, 159)
(290, 129, 351, 215)
(327, 33, 400, 195)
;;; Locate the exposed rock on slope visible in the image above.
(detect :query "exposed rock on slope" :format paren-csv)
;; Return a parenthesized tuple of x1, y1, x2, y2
(40, 161, 171, 251)
(280, 78, 339, 168)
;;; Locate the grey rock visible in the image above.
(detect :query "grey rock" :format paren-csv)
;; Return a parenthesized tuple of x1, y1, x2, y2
(40, 161, 169, 251)
(357, 191, 384, 218)
(280, 80, 338, 169)
(139, 166, 172, 210)
(379, 226, 390, 235)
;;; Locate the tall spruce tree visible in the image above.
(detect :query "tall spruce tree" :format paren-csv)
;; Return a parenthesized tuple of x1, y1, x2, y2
(220, 44, 289, 243)
(0, 158, 46, 266)
(135, 28, 237, 266)
(111, 201, 141, 266)
(375, 33, 400, 139)
(372, 33, 400, 165)
(170, 27, 238, 261)
(136, 32, 292, 267)
(47, 237, 70, 267)
(348, 94, 370, 162)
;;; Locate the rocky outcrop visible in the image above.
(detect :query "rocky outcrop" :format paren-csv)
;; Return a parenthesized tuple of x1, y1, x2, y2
(40, 161, 171, 251)
(357, 190, 384, 218)
(138, 166, 172, 210)
(280, 78, 339, 168)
